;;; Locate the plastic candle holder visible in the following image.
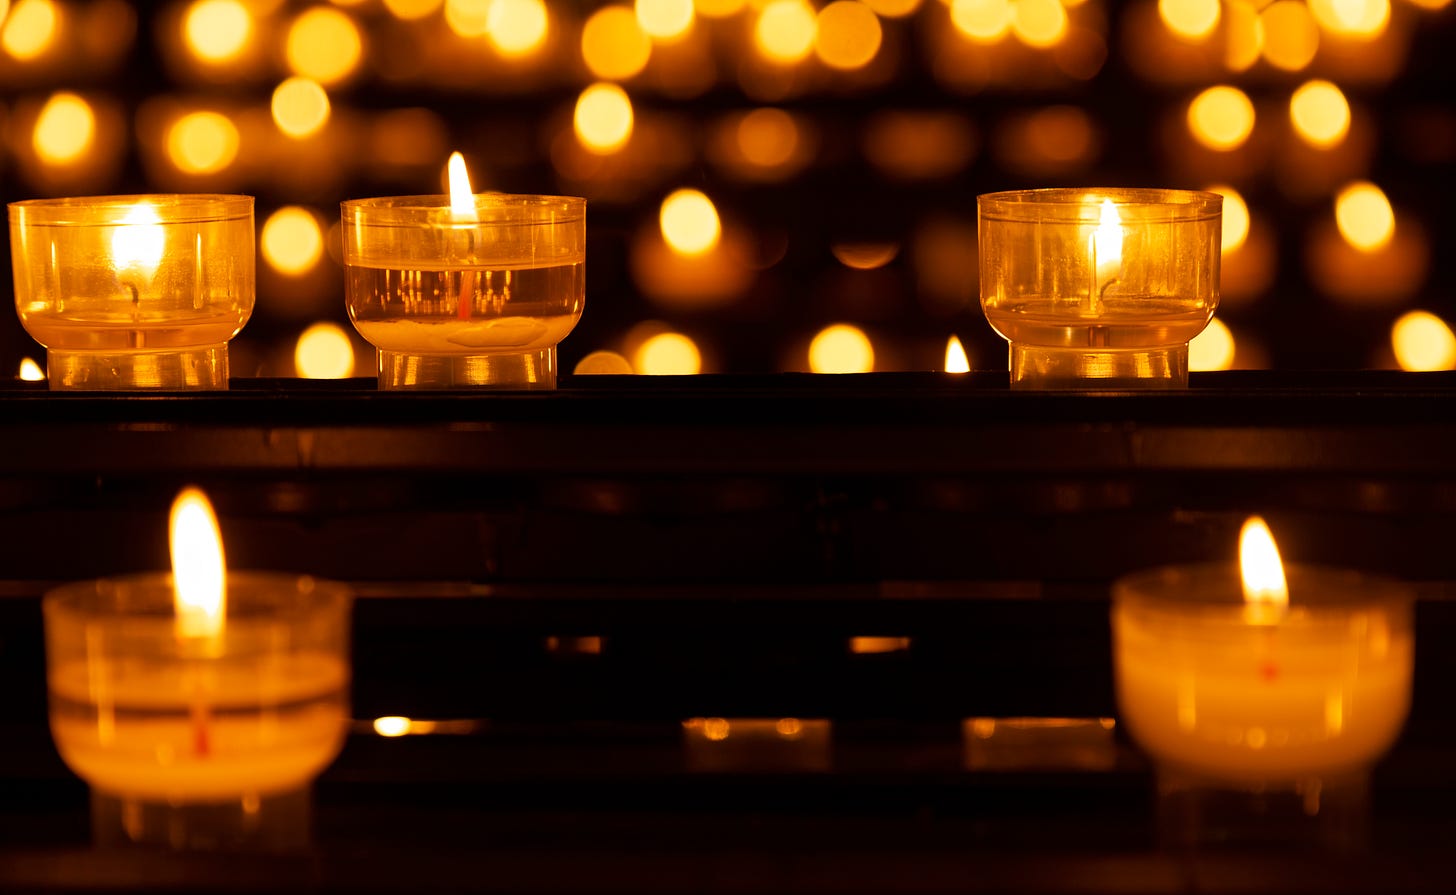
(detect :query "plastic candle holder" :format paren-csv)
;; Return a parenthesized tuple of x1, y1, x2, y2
(1113, 564, 1413, 849)
(8, 195, 254, 390)
(342, 193, 586, 390)
(978, 188, 1222, 389)
(44, 573, 350, 852)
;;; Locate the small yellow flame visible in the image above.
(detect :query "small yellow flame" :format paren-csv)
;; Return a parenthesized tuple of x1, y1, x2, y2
(945, 335, 970, 373)
(447, 151, 475, 221)
(374, 716, 412, 737)
(169, 487, 227, 641)
(111, 202, 166, 281)
(1239, 516, 1288, 623)
(1094, 198, 1122, 283)
(18, 357, 45, 381)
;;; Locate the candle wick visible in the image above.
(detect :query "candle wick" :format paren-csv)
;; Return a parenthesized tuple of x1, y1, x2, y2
(122, 279, 142, 349)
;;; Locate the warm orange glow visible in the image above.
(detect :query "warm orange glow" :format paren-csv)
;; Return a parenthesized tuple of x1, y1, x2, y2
(111, 203, 165, 279)
(1189, 317, 1235, 371)
(1094, 198, 1122, 284)
(636, 0, 694, 40)
(831, 242, 899, 270)
(448, 151, 476, 219)
(1207, 185, 1249, 253)
(1309, 0, 1389, 37)
(1335, 181, 1394, 252)
(573, 351, 635, 374)
(18, 358, 45, 381)
(1392, 311, 1456, 372)
(702, 717, 730, 740)
(295, 322, 355, 379)
(2, 0, 58, 61)
(695, 0, 746, 15)
(737, 108, 800, 167)
(809, 324, 874, 373)
(1187, 85, 1255, 151)
(261, 207, 324, 276)
(581, 5, 652, 79)
(1289, 80, 1350, 148)
(384, 0, 444, 19)
(815, 1, 882, 70)
(32, 92, 94, 165)
(1224, 0, 1265, 71)
(574, 82, 634, 154)
(285, 7, 362, 85)
(1260, 0, 1319, 71)
(863, 0, 922, 15)
(754, 0, 817, 63)
(660, 189, 721, 256)
(1159, 0, 1219, 40)
(1011, 0, 1068, 47)
(445, 0, 491, 35)
(167, 112, 240, 175)
(945, 336, 970, 373)
(635, 332, 703, 374)
(1405, 0, 1450, 10)
(170, 487, 227, 642)
(951, 0, 1013, 42)
(271, 77, 331, 139)
(486, 0, 548, 56)
(184, 0, 251, 63)
(1239, 516, 1288, 623)
(373, 716, 412, 737)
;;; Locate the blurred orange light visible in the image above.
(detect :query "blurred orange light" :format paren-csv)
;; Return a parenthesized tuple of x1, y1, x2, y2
(383, 0, 444, 19)
(1260, 0, 1319, 71)
(945, 335, 970, 373)
(574, 82, 634, 154)
(1308, 0, 1389, 37)
(1335, 181, 1394, 251)
(1392, 311, 1456, 372)
(271, 77, 331, 139)
(737, 108, 800, 167)
(695, 0, 746, 15)
(1011, 0, 1068, 47)
(32, 92, 94, 165)
(809, 324, 875, 373)
(659, 189, 722, 256)
(286, 7, 362, 84)
(1187, 85, 1255, 151)
(636, 332, 702, 374)
(574, 351, 635, 374)
(373, 716, 411, 737)
(1405, 0, 1450, 10)
(445, 0, 491, 36)
(1206, 185, 1250, 253)
(815, 1, 883, 70)
(487, 0, 548, 56)
(167, 112, 239, 175)
(832, 242, 900, 270)
(184, 0, 251, 63)
(863, 0, 922, 15)
(261, 207, 324, 275)
(1158, 0, 1219, 39)
(3, 0, 56, 60)
(951, 0, 1012, 41)
(582, 5, 652, 79)
(18, 358, 45, 381)
(1189, 317, 1236, 371)
(295, 322, 355, 379)
(754, 0, 817, 63)
(1289, 79, 1350, 148)
(1224, 0, 1265, 71)
(636, 0, 694, 39)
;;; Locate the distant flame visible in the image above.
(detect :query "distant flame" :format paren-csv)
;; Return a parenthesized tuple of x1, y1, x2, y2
(1239, 516, 1288, 623)
(18, 358, 45, 381)
(169, 487, 226, 641)
(945, 335, 970, 373)
(1093, 197, 1122, 284)
(111, 202, 166, 280)
(447, 151, 475, 221)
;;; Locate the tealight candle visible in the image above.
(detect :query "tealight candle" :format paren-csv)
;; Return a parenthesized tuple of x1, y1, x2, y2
(44, 488, 350, 851)
(341, 153, 585, 389)
(978, 188, 1222, 389)
(8, 195, 254, 390)
(1113, 518, 1413, 847)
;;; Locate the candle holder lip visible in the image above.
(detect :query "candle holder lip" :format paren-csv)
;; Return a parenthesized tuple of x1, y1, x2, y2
(1114, 561, 1413, 615)
(43, 571, 350, 624)
(341, 192, 586, 224)
(977, 187, 1223, 223)
(8, 194, 254, 226)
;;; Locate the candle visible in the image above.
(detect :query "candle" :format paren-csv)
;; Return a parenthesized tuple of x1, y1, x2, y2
(7, 195, 254, 390)
(341, 155, 586, 389)
(43, 487, 350, 850)
(978, 188, 1221, 389)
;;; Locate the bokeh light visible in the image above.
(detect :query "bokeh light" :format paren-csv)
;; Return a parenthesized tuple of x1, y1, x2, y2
(1335, 181, 1395, 251)
(1190, 317, 1236, 371)
(1187, 85, 1255, 151)
(294, 322, 355, 379)
(574, 83, 634, 154)
(832, 242, 900, 270)
(659, 189, 722, 256)
(864, 0, 922, 16)
(2, 0, 58, 61)
(635, 332, 703, 374)
(383, 0, 444, 19)
(951, 0, 1013, 42)
(446, 0, 491, 35)
(18, 358, 45, 381)
(166, 111, 240, 174)
(1224, 1, 1265, 71)
(373, 716, 411, 737)
(271, 77, 331, 139)
(261, 207, 324, 275)
(815, 1, 883, 70)
(1308, 0, 1389, 38)
(1207, 185, 1250, 253)
(32, 92, 94, 165)
(486, 0, 548, 56)
(737, 108, 800, 167)
(183, 0, 251, 63)
(695, 0, 747, 15)
(809, 324, 875, 373)
(1260, 1, 1319, 72)
(574, 351, 635, 374)
(1158, 0, 1220, 40)
(755, 0, 817, 63)
(285, 7, 362, 85)
(636, 0, 694, 40)
(582, 5, 652, 79)
(1011, 0, 1068, 48)
(1289, 80, 1350, 149)
(1392, 312, 1456, 372)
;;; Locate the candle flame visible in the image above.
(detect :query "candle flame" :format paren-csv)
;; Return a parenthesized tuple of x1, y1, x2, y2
(1094, 197, 1122, 280)
(169, 486, 226, 641)
(447, 151, 475, 220)
(945, 335, 970, 373)
(1239, 516, 1288, 623)
(111, 202, 166, 280)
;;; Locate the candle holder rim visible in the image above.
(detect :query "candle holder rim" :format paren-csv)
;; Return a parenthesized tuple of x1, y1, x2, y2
(977, 187, 1222, 223)
(1113, 561, 1412, 614)
(7, 194, 253, 226)
(341, 192, 585, 223)
(43, 571, 350, 623)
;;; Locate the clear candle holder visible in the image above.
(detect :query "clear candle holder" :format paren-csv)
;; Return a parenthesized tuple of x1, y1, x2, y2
(1112, 564, 1413, 850)
(44, 573, 350, 852)
(341, 193, 586, 390)
(978, 188, 1222, 389)
(8, 195, 254, 390)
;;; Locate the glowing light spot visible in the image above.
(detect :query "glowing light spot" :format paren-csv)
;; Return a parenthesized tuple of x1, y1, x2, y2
(1392, 311, 1456, 372)
(1239, 516, 1288, 621)
(636, 0, 694, 40)
(1289, 79, 1350, 148)
(184, 0, 251, 63)
(1187, 85, 1255, 151)
(659, 189, 722, 256)
(445, 0, 491, 35)
(271, 77, 331, 139)
(1207, 185, 1249, 253)
(951, 0, 1012, 42)
(737, 108, 799, 167)
(636, 332, 702, 374)
(1405, 0, 1449, 10)
(945, 335, 970, 373)
(383, 0, 444, 19)
(776, 718, 803, 737)
(166, 111, 240, 175)
(702, 717, 730, 740)
(1260, 0, 1319, 71)
(573, 351, 635, 374)
(295, 322, 355, 379)
(695, 0, 746, 15)
(487, 0, 548, 56)
(809, 324, 874, 373)
(1190, 317, 1235, 371)
(32, 92, 94, 165)
(170, 487, 226, 643)
(754, 0, 816, 63)
(1335, 181, 1394, 251)
(2, 0, 58, 61)
(831, 242, 899, 270)
(261, 207, 324, 276)
(18, 358, 45, 381)
(373, 716, 411, 737)
(285, 7, 362, 85)
(1011, 0, 1068, 47)
(1309, 0, 1389, 37)
(863, 0, 922, 16)
(581, 5, 651, 79)
(1159, 0, 1219, 39)
(574, 82, 634, 154)
(1224, 1, 1265, 72)
(815, 1, 882, 70)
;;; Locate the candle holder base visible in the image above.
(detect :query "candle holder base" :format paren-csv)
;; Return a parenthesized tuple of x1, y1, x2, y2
(46, 345, 228, 391)
(91, 787, 312, 853)
(1155, 766, 1370, 853)
(378, 347, 557, 390)
(1009, 344, 1188, 390)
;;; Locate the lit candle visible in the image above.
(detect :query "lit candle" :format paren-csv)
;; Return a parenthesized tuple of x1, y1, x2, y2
(1086, 198, 1122, 316)
(111, 201, 166, 307)
(43, 487, 350, 850)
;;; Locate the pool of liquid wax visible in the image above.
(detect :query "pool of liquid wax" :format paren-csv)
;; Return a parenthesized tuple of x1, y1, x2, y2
(986, 297, 1211, 349)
